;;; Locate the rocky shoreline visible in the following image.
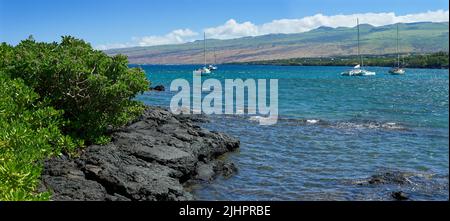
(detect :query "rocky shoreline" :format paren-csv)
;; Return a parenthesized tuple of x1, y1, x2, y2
(40, 106, 240, 201)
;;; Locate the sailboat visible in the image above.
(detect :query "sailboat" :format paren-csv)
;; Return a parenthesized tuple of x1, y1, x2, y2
(389, 23, 405, 75)
(341, 18, 376, 76)
(193, 32, 211, 75)
(208, 48, 218, 71)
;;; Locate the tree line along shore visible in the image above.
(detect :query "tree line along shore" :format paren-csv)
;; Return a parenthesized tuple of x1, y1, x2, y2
(229, 52, 449, 69)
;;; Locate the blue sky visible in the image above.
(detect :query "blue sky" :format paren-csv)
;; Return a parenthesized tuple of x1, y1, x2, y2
(0, 0, 448, 49)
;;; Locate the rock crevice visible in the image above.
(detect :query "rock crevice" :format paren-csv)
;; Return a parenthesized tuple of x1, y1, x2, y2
(40, 107, 240, 201)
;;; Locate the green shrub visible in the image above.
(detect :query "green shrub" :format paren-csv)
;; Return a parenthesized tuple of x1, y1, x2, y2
(1, 36, 149, 143)
(0, 73, 77, 201)
(0, 36, 149, 200)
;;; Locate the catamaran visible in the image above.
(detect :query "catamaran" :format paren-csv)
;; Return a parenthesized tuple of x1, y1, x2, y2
(389, 23, 406, 75)
(341, 18, 376, 76)
(193, 32, 211, 75)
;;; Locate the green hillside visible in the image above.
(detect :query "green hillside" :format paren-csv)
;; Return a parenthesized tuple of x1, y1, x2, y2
(105, 22, 449, 64)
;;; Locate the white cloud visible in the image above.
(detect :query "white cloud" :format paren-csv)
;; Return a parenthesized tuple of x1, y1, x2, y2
(204, 19, 259, 39)
(133, 29, 198, 47)
(96, 29, 198, 50)
(205, 9, 449, 39)
(97, 9, 449, 50)
(96, 43, 134, 50)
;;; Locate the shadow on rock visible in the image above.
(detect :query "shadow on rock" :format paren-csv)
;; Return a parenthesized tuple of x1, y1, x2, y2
(40, 106, 240, 201)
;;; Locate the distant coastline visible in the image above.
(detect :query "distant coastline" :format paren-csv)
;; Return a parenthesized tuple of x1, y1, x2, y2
(106, 22, 449, 65)
(225, 52, 449, 69)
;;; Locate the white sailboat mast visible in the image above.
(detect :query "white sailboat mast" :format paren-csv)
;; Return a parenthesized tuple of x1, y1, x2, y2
(203, 32, 207, 67)
(396, 23, 400, 68)
(357, 18, 363, 68)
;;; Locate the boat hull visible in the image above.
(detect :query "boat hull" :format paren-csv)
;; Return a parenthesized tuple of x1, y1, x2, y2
(193, 67, 211, 75)
(389, 68, 405, 75)
(341, 69, 376, 76)
(208, 65, 218, 71)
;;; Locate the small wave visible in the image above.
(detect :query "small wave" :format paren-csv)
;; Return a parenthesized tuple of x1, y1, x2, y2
(248, 115, 278, 125)
(248, 116, 263, 122)
(333, 121, 407, 131)
(306, 119, 320, 124)
(382, 122, 405, 130)
(264, 116, 408, 131)
(274, 117, 328, 126)
(209, 114, 408, 131)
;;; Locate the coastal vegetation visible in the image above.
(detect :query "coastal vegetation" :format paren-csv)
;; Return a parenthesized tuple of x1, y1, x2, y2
(231, 52, 449, 69)
(0, 37, 149, 200)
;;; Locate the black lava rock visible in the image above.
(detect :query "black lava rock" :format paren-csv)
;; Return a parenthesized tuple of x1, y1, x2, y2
(391, 191, 409, 200)
(150, 85, 165, 91)
(41, 106, 239, 201)
(366, 171, 412, 185)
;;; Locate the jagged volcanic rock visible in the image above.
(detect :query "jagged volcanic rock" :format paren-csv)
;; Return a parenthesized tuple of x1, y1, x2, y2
(40, 107, 239, 201)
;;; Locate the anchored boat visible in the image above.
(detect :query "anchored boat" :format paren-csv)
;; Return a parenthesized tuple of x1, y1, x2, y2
(193, 32, 212, 75)
(341, 18, 376, 76)
(208, 48, 218, 71)
(389, 23, 406, 75)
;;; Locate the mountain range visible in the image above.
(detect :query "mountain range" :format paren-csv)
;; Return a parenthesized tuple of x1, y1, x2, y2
(105, 22, 449, 64)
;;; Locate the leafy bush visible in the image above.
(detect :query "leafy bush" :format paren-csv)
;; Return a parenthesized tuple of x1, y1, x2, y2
(1, 36, 149, 143)
(0, 36, 149, 200)
(0, 73, 77, 201)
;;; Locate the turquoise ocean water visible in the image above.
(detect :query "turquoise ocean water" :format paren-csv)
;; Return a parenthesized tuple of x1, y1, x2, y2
(135, 65, 449, 200)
